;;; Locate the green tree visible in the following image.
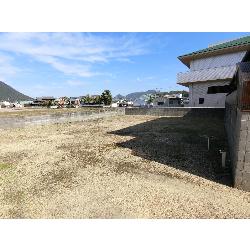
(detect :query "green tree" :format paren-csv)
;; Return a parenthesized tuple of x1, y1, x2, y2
(94, 95, 102, 104)
(146, 94, 155, 104)
(46, 100, 53, 108)
(101, 90, 112, 105)
(82, 95, 92, 104)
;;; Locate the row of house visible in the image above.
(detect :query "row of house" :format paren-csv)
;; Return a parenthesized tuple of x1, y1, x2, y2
(152, 93, 189, 107)
(24, 96, 81, 108)
(0, 101, 23, 109)
(111, 93, 188, 108)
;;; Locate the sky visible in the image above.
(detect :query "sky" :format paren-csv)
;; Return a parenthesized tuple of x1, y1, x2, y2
(0, 32, 250, 98)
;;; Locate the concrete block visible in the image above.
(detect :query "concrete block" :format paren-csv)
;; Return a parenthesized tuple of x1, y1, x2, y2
(245, 152, 250, 163)
(236, 139, 247, 152)
(235, 161, 245, 171)
(240, 120, 249, 131)
(244, 163, 250, 172)
(236, 150, 246, 162)
(241, 113, 250, 121)
(234, 169, 243, 187)
(245, 142, 250, 152)
(239, 130, 248, 140)
(242, 172, 250, 191)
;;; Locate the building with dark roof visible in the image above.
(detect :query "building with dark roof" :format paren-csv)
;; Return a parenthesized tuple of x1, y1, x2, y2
(177, 36, 250, 107)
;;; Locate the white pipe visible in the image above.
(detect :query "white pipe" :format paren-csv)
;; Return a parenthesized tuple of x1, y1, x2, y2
(219, 150, 227, 168)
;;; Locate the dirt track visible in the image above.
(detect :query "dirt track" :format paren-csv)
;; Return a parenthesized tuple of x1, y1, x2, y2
(0, 115, 250, 218)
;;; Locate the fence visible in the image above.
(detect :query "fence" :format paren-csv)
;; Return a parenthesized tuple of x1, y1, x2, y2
(125, 107, 225, 118)
(0, 108, 125, 129)
(225, 62, 250, 191)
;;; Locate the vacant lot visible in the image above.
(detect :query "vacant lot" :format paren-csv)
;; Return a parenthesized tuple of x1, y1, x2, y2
(0, 115, 250, 218)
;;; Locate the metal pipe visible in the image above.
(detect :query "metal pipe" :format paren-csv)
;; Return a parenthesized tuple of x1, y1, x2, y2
(219, 150, 227, 168)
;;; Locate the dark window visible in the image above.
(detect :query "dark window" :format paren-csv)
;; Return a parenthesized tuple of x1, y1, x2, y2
(207, 85, 233, 94)
(157, 102, 164, 105)
(199, 98, 204, 104)
(169, 100, 173, 104)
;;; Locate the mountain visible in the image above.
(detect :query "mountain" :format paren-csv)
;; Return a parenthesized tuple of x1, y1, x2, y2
(114, 89, 189, 101)
(0, 81, 33, 102)
(125, 90, 157, 101)
(162, 90, 189, 97)
(113, 94, 125, 100)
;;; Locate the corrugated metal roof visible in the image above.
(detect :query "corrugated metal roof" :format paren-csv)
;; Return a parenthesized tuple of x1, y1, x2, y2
(179, 36, 250, 58)
(177, 65, 236, 85)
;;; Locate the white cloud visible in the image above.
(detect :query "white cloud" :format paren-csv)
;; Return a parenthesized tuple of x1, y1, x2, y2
(0, 33, 151, 78)
(36, 55, 96, 77)
(136, 77, 142, 82)
(0, 52, 20, 81)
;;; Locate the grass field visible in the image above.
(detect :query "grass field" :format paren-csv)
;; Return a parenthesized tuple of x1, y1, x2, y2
(0, 115, 250, 218)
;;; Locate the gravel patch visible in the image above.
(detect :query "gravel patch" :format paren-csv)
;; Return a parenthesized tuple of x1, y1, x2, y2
(0, 115, 249, 218)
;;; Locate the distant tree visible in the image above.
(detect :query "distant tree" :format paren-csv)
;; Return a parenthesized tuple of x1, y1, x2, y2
(101, 90, 112, 105)
(82, 95, 92, 104)
(146, 94, 155, 104)
(47, 100, 52, 108)
(94, 95, 102, 104)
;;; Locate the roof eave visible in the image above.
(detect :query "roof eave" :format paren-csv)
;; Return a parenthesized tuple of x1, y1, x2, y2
(177, 78, 233, 87)
(176, 82, 189, 87)
(178, 44, 250, 68)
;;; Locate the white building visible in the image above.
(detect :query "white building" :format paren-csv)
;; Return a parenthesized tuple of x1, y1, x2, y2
(153, 95, 182, 107)
(177, 36, 250, 107)
(133, 98, 146, 107)
(0, 101, 11, 108)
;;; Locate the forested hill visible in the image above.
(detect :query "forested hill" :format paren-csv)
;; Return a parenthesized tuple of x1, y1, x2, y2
(0, 81, 33, 102)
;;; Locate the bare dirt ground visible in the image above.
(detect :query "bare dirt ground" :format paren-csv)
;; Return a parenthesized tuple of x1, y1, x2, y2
(0, 115, 250, 218)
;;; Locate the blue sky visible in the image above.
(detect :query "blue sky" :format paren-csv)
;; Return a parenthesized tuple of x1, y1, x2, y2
(0, 32, 249, 98)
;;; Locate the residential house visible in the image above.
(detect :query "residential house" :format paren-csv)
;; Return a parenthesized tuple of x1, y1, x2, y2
(114, 99, 133, 107)
(20, 100, 33, 107)
(177, 36, 250, 107)
(153, 94, 182, 107)
(32, 96, 56, 106)
(69, 97, 80, 108)
(0, 101, 11, 108)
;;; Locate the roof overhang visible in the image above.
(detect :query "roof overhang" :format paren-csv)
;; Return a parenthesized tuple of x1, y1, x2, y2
(177, 65, 236, 87)
(177, 78, 232, 88)
(178, 44, 250, 68)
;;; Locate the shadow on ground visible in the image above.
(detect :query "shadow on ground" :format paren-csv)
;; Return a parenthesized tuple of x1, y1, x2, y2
(109, 113, 232, 186)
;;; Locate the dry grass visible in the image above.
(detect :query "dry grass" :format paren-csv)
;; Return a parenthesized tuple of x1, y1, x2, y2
(0, 115, 250, 218)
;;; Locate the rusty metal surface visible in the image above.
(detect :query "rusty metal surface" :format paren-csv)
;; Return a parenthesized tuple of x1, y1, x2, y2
(237, 62, 250, 111)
